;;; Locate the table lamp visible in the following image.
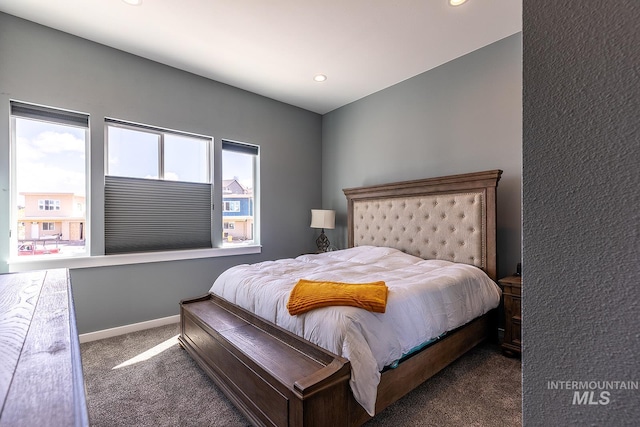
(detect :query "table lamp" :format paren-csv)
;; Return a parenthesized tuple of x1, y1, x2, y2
(310, 209, 335, 252)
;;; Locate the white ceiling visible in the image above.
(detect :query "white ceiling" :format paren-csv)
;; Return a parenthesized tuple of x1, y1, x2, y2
(0, 0, 521, 114)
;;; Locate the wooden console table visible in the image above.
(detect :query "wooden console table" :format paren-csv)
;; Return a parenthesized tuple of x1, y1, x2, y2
(0, 269, 89, 426)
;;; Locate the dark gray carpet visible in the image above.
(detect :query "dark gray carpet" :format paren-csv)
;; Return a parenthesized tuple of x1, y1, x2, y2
(81, 324, 521, 426)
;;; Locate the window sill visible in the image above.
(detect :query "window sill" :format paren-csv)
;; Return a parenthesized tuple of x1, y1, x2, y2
(7, 245, 262, 273)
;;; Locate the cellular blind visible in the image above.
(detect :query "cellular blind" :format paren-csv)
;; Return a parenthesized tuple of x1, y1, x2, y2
(222, 140, 259, 155)
(10, 101, 89, 127)
(104, 176, 212, 254)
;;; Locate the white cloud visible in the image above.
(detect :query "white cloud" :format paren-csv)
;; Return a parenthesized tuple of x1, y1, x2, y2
(164, 172, 180, 181)
(16, 136, 46, 161)
(32, 131, 85, 154)
(17, 161, 85, 195)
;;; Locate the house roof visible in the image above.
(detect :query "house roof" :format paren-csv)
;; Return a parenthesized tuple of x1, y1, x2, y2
(223, 179, 250, 194)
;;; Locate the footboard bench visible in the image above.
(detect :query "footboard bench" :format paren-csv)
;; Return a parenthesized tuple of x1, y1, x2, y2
(179, 294, 352, 427)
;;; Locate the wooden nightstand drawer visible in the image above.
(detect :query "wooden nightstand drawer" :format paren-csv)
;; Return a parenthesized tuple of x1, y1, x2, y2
(499, 275, 522, 357)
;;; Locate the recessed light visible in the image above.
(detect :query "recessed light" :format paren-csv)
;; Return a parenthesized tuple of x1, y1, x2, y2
(449, 0, 468, 6)
(122, 0, 143, 5)
(314, 74, 327, 82)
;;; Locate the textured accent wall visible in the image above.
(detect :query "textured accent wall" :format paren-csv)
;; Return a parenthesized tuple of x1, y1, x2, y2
(523, 1, 640, 425)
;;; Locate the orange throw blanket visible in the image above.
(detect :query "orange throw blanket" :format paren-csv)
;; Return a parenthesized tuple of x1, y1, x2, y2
(287, 279, 388, 316)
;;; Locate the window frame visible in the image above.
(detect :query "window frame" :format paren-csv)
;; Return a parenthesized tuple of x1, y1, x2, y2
(221, 139, 260, 248)
(8, 100, 91, 261)
(105, 119, 212, 184)
(223, 201, 241, 212)
(104, 119, 214, 255)
(39, 199, 61, 211)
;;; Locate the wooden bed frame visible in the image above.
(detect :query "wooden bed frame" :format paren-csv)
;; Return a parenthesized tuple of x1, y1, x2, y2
(179, 169, 502, 426)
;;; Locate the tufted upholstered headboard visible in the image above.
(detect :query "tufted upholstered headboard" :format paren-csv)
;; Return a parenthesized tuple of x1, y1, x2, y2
(343, 170, 502, 281)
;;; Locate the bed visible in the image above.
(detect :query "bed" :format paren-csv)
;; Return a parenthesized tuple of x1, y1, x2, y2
(179, 169, 502, 427)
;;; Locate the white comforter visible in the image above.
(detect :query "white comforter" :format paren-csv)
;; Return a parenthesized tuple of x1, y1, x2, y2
(209, 246, 501, 415)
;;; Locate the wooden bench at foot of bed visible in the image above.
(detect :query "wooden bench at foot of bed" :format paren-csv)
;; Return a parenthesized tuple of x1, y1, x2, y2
(179, 293, 353, 427)
(179, 293, 496, 427)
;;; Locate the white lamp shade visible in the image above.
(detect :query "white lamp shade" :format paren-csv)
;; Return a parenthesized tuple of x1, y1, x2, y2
(310, 209, 335, 229)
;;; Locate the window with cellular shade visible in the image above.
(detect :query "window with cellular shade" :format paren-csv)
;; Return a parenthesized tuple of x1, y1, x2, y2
(221, 140, 259, 246)
(104, 119, 213, 254)
(10, 100, 89, 257)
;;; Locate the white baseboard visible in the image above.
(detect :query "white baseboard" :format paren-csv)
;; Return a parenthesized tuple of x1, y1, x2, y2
(79, 314, 180, 343)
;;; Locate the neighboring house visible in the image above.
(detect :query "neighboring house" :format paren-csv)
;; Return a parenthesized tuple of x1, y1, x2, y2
(222, 179, 254, 242)
(18, 192, 86, 241)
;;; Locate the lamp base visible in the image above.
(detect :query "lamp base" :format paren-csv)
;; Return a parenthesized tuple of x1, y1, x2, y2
(315, 229, 330, 253)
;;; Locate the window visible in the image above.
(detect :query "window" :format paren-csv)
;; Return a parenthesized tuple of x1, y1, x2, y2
(221, 140, 259, 246)
(10, 101, 89, 257)
(106, 121, 209, 183)
(38, 199, 60, 211)
(223, 201, 240, 212)
(104, 119, 213, 254)
(7, 106, 261, 269)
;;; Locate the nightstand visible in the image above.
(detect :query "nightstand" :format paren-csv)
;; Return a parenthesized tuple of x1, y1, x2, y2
(499, 275, 521, 357)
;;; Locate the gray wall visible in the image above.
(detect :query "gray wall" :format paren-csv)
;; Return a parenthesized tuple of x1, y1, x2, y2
(322, 34, 522, 280)
(0, 13, 322, 333)
(523, 1, 640, 425)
